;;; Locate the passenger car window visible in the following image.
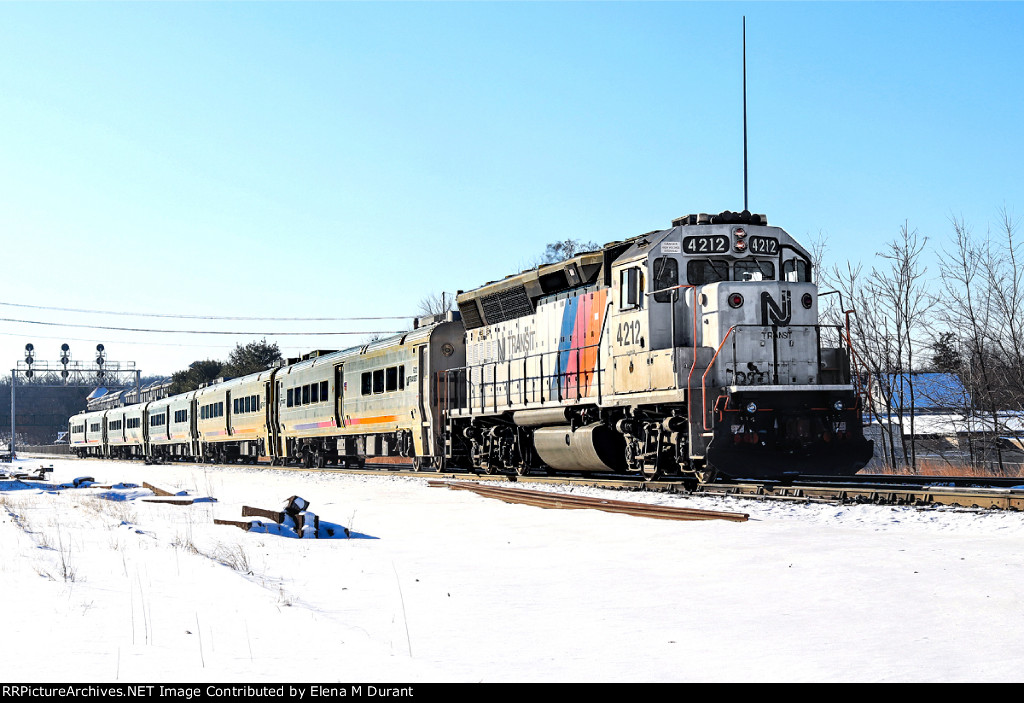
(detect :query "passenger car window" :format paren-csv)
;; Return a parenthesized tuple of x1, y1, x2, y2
(373, 369, 385, 394)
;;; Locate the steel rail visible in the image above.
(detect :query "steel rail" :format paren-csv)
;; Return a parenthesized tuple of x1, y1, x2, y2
(48, 453, 1024, 510)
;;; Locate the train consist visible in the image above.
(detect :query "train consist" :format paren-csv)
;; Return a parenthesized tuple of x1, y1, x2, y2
(70, 210, 873, 481)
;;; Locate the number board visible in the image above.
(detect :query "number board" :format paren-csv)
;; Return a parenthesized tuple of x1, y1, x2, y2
(748, 236, 779, 255)
(683, 235, 729, 255)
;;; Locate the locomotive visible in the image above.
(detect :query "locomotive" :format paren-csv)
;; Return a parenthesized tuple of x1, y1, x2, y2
(70, 210, 873, 481)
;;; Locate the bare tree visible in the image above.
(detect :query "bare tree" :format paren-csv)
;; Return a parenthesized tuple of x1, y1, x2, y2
(833, 223, 936, 471)
(936, 215, 1002, 470)
(418, 292, 453, 316)
(935, 209, 1024, 473)
(540, 238, 599, 264)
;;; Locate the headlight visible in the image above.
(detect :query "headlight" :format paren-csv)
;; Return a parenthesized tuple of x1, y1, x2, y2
(746, 402, 758, 414)
(833, 400, 844, 411)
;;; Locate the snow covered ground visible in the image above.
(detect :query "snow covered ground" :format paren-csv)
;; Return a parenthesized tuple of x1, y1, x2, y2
(2, 456, 1023, 683)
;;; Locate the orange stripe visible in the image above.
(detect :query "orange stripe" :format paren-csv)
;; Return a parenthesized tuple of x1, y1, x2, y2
(347, 415, 399, 425)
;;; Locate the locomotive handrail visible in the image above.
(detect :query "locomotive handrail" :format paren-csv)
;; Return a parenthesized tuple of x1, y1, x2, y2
(444, 339, 607, 414)
(842, 308, 875, 417)
(594, 301, 613, 405)
(676, 286, 699, 430)
(646, 282, 692, 299)
(701, 321, 862, 432)
(702, 326, 736, 431)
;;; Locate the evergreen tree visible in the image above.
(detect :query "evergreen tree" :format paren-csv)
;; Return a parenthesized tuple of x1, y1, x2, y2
(222, 339, 282, 377)
(930, 332, 963, 373)
(169, 359, 223, 394)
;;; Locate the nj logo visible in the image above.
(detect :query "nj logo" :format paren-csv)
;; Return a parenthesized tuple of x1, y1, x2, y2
(760, 290, 792, 326)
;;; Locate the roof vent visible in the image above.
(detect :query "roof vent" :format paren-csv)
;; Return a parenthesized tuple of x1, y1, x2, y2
(673, 210, 768, 227)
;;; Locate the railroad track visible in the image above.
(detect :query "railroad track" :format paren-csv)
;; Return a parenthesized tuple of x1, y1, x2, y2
(29, 454, 1024, 511)
(692, 478, 1024, 510)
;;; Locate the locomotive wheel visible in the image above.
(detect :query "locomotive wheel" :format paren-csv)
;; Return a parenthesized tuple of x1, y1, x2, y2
(416, 456, 441, 472)
(642, 466, 662, 482)
(515, 463, 531, 476)
(696, 467, 718, 484)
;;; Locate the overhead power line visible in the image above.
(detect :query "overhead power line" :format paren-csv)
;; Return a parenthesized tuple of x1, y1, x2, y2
(0, 300, 411, 321)
(0, 329, 246, 349)
(0, 317, 407, 336)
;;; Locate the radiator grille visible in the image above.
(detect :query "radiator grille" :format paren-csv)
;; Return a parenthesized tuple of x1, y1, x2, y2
(458, 300, 485, 329)
(480, 285, 533, 324)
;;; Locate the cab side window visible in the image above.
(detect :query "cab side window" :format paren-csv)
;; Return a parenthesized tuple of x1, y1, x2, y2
(783, 259, 812, 282)
(619, 267, 643, 310)
(653, 257, 679, 302)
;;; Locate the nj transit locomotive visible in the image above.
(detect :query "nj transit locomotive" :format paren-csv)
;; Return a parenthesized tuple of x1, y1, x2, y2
(70, 210, 873, 481)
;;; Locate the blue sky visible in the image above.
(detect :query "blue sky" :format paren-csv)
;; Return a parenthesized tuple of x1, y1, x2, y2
(0, 2, 1021, 376)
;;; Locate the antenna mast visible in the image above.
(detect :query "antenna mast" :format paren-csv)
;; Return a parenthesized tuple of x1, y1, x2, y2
(743, 16, 749, 212)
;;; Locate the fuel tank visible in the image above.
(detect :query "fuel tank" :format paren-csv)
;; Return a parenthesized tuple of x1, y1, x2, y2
(532, 423, 626, 472)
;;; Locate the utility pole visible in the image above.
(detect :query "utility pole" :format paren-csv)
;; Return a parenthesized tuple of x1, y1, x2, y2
(9, 370, 15, 457)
